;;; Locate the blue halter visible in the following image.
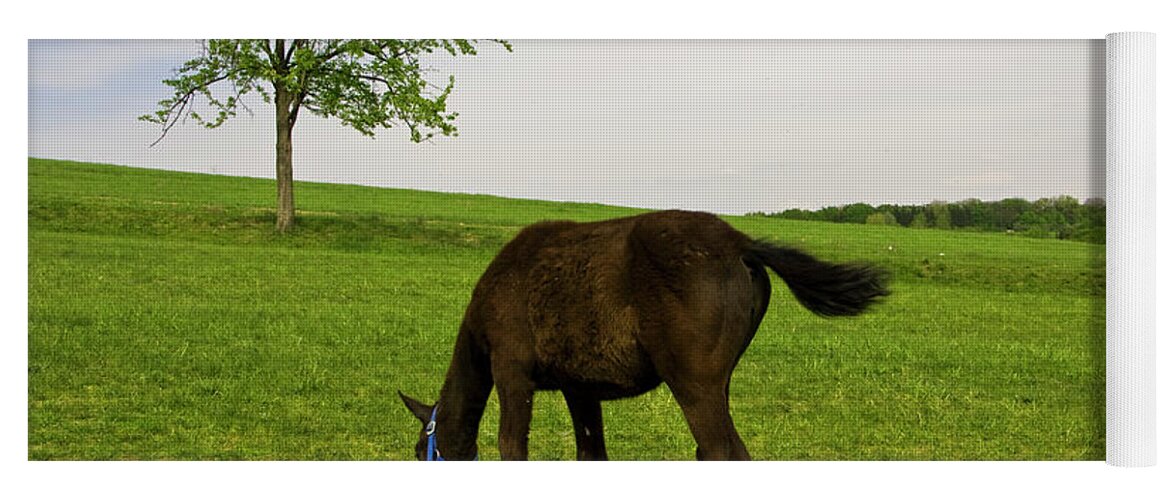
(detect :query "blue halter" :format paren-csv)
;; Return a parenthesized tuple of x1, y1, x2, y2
(425, 407, 444, 461)
(424, 407, 477, 461)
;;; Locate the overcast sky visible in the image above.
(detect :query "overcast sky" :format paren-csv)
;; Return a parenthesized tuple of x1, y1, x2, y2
(28, 39, 1105, 214)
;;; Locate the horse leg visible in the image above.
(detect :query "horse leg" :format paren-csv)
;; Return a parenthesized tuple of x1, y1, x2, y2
(649, 326, 752, 460)
(563, 389, 608, 460)
(493, 364, 536, 460)
(655, 264, 765, 461)
(666, 379, 750, 460)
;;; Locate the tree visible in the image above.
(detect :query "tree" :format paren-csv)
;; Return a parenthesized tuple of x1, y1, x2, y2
(778, 208, 812, 220)
(142, 39, 510, 232)
(993, 198, 1031, 231)
(865, 211, 898, 226)
(1075, 197, 1107, 244)
(909, 211, 929, 229)
(815, 206, 845, 223)
(928, 201, 951, 229)
(841, 203, 876, 224)
(886, 204, 917, 227)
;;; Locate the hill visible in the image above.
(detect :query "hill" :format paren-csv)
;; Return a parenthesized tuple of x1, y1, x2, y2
(28, 158, 1104, 459)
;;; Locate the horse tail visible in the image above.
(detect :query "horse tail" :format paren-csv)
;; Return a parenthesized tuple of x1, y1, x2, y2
(742, 240, 890, 317)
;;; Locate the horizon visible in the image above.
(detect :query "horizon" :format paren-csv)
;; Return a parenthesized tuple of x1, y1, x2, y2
(29, 156, 1106, 214)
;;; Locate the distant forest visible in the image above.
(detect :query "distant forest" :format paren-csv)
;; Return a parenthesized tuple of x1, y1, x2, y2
(749, 195, 1106, 244)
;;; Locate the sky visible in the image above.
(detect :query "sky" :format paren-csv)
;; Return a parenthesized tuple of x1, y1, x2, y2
(28, 39, 1105, 214)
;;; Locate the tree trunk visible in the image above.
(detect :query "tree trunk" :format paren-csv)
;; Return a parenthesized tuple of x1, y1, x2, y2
(274, 82, 296, 233)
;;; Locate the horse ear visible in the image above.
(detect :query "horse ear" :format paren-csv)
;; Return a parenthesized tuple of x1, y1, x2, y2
(398, 391, 433, 423)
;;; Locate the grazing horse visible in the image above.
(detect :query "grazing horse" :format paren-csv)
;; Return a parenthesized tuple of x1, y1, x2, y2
(399, 210, 888, 460)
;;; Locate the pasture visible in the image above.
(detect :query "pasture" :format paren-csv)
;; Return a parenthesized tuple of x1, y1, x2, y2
(28, 158, 1104, 460)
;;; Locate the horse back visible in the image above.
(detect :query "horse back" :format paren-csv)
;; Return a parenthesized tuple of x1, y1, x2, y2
(463, 211, 758, 396)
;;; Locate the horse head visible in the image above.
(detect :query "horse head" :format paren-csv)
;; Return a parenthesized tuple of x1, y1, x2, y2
(398, 391, 437, 460)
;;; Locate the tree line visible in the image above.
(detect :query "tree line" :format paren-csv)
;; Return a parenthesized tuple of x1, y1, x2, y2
(749, 196, 1106, 244)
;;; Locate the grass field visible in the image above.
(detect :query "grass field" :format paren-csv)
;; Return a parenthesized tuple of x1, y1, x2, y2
(28, 157, 1105, 460)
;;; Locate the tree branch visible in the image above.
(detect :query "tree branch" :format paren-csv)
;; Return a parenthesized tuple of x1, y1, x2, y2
(261, 40, 280, 70)
(289, 87, 307, 128)
(316, 40, 351, 63)
(147, 71, 235, 147)
(286, 39, 312, 127)
(355, 73, 393, 87)
(362, 41, 409, 63)
(274, 39, 287, 70)
(287, 39, 303, 64)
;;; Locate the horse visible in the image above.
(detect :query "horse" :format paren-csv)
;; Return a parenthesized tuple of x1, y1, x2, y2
(399, 210, 889, 460)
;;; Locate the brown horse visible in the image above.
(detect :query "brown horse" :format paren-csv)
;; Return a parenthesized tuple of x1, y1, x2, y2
(399, 210, 888, 460)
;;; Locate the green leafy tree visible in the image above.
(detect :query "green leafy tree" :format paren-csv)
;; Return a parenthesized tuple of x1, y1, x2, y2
(928, 201, 951, 229)
(1074, 197, 1107, 243)
(865, 211, 898, 226)
(142, 39, 511, 232)
(778, 208, 812, 220)
(910, 211, 929, 229)
(841, 203, 876, 224)
(994, 198, 1032, 230)
(815, 206, 845, 223)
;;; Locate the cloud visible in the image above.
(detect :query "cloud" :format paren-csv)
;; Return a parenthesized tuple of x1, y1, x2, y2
(28, 39, 1105, 214)
(29, 39, 201, 91)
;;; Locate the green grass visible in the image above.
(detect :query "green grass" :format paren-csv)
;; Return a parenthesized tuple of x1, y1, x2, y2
(27, 158, 1105, 460)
